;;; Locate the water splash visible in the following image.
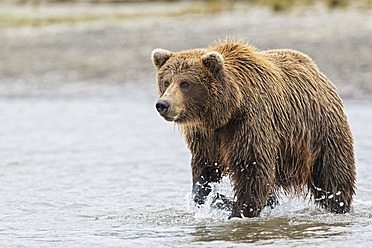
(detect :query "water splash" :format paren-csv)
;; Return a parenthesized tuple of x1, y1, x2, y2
(184, 180, 372, 222)
(185, 176, 234, 220)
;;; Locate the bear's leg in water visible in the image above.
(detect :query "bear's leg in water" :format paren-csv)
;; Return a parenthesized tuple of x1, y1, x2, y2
(191, 156, 223, 205)
(229, 157, 275, 218)
(310, 130, 356, 213)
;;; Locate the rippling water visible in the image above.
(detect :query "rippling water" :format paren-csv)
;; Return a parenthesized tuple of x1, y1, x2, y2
(0, 84, 371, 247)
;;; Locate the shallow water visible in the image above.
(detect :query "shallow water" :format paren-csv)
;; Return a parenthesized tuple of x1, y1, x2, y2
(0, 84, 371, 247)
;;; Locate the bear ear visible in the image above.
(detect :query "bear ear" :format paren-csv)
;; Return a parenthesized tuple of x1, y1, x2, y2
(152, 48, 173, 69)
(202, 51, 224, 75)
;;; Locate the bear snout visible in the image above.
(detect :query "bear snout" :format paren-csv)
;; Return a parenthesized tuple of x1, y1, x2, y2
(156, 100, 170, 116)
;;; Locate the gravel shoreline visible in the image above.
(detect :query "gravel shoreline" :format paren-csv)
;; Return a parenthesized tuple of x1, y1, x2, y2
(0, 2, 371, 100)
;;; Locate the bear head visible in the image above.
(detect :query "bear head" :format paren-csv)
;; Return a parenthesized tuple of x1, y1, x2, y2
(152, 48, 234, 128)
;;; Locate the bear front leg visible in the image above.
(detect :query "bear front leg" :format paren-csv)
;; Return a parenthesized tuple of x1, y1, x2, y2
(230, 160, 275, 218)
(191, 156, 223, 205)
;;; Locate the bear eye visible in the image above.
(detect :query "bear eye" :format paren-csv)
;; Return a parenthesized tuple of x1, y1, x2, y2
(164, 81, 170, 88)
(180, 81, 189, 88)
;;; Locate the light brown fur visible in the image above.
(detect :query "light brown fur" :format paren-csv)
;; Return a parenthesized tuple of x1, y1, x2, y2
(153, 40, 356, 217)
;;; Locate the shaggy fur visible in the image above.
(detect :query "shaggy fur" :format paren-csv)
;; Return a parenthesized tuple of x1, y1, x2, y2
(152, 40, 356, 218)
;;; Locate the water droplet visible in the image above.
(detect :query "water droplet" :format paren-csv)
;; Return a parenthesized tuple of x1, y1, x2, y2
(328, 194, 334, 199)
(252, 162, 257, 165)
(339, 202, 344, 207)
(314, 186, 322, 191)
(336, 191, 341, 196)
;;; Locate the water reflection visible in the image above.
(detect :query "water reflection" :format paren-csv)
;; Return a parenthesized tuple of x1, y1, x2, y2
(192, 217, 351, 243)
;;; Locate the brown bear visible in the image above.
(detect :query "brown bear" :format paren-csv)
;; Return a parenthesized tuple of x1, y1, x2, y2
(152, 40, 356, 218)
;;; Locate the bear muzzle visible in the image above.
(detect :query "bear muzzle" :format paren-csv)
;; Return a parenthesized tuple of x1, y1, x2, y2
(155, 100, 183, 122)
(156, 100, 170, 116)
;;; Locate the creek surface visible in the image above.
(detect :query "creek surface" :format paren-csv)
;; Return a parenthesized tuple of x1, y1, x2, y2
(0, 82, 371, 247)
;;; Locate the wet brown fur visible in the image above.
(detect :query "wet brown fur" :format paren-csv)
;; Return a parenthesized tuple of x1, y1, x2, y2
(153, 40, 356, 217)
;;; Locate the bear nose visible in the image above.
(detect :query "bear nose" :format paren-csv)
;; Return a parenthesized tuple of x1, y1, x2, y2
(156, 100, 170, 115)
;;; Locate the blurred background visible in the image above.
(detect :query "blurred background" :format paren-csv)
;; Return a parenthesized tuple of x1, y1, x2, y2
(1, 0, 372, 99)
